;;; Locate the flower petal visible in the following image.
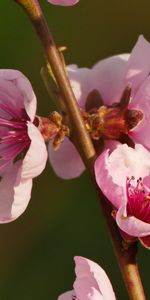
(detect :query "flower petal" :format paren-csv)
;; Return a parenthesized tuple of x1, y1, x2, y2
(139, 236, 150, 249)
(21, 122, 47, 179)
(48, 137, 85, 179)
(0, 69, 25, 81)
(47, 0, 79, 5)
(0, 78, 23, 118)
(0, 160, 32, 223)
(67, 65, 91, 109)
(0, 69, 37, 121)
(125, 35, 150, 95)
(68, 55, 129, 109)
(116, 205, 150, 237)
(95, 143, 150, 209)
(107, 143, 150, 180)
(91, 54, 129, 106)
(129, 76, 150, 150)
(94, 144, 126, 209)
(74, 256, 116, 300)
(58, 290, 76, 300)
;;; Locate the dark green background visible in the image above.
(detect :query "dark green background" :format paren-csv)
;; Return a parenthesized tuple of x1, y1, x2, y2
(0, 0, 149, 299)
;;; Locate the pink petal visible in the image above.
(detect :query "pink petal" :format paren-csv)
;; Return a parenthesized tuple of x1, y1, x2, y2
(21, 122, 47, 179)
(129, 76, 150, 150)
(0, 69, 37, 121)
(68, 55, 129, 109)
(0, 69, 26, 81)
(95, 143, 150, 209)
(91, 54, 129, 106)
(125, 35, 150, 95)
(0, 160, 12, 177)
(74, 256, 116, 300)
(67, 65, 91, 109)
(116, 204, 150, 237)
(58, 290, 76, 300)
(47, 0, 79, 6)
(139, 236, 150, 249)
(48, 137, 85, 179)
(94, 145, 127, 209)
(13, 72, 37, 122)
(0, 160, 32, 223)
(0, 78, 23, 115)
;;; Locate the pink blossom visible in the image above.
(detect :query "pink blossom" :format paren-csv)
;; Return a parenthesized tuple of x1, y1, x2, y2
(49, 35, 150, 179)
(0, 70, 47, 223)
(58, 256, 116, 300)
(47, 0, 79, 6)
(95, 142, 150, 248)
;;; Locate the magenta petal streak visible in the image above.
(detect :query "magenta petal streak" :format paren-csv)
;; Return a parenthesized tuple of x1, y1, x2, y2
(0, 102, 30, 173)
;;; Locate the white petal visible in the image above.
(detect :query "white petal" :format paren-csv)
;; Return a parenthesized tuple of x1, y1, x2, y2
(21, 122, 48, 179)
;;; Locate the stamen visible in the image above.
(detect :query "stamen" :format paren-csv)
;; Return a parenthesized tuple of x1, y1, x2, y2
(0, 102, 31, 170)
(126, 177, 150, 223)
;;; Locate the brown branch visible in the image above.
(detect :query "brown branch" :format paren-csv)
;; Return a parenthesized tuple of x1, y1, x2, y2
(14, 1, 146, 299)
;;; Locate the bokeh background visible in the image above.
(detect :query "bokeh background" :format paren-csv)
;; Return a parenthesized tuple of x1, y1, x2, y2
(0, 0, 150, 299)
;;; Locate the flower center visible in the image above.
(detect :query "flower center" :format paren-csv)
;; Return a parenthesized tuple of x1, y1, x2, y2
(84, 87, 143, 142)
(0, 102, 32, 172)
(126, 177, 150, 223)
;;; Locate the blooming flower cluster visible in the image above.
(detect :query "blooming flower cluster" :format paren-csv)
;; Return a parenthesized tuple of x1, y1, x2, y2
(1, 29, 150, 251)
(58, 256, 116, 300)
(49, 35, 150, 247)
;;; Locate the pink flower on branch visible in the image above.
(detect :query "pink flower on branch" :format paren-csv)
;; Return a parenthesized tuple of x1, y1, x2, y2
(47, 0, 79, 6)
(58, 256, 116, 300)
(95, 142, 150, 248)
(0, 70, 47, 223)
(49, 36, 150, 179)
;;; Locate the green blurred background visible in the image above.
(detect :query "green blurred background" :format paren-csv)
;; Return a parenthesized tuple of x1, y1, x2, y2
(0, 0, 150, 299)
